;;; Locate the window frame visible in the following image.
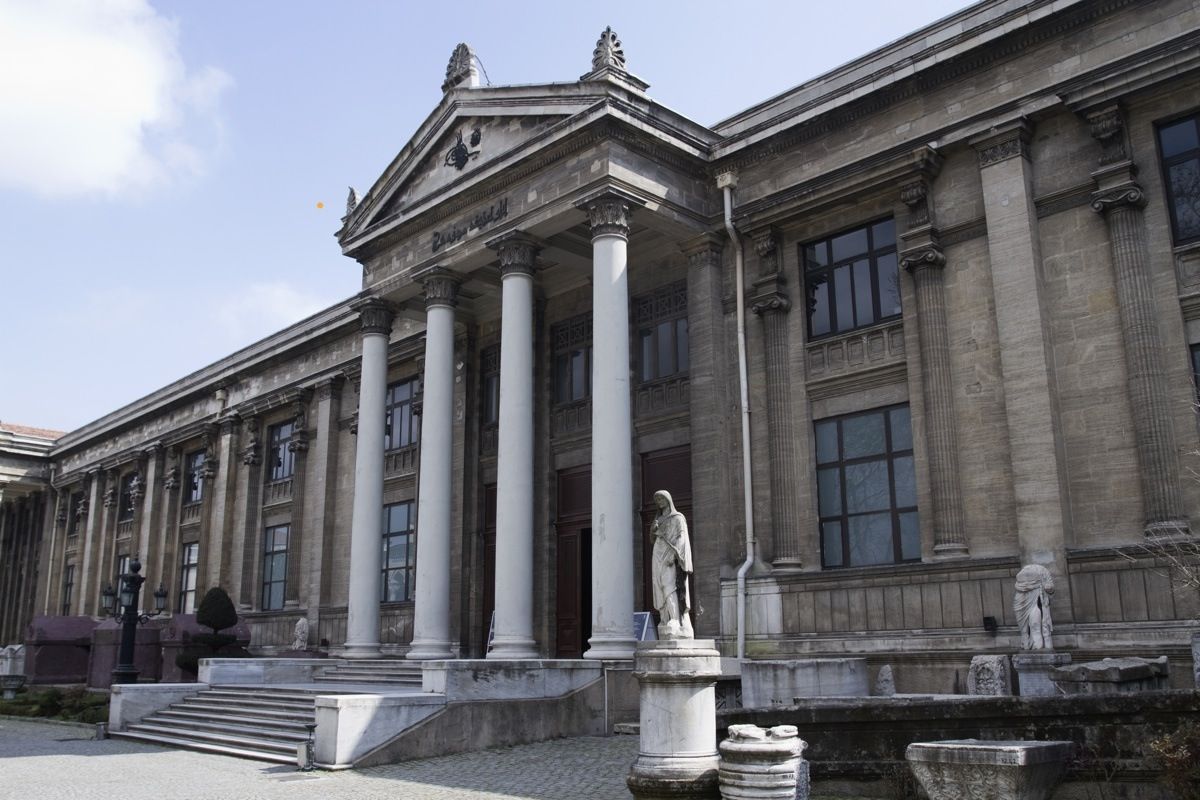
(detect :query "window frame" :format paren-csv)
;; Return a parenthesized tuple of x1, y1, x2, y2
(1157, 111, 1200, 247)
(381, 501, 416, 603)
(481, 345, 501, 424)
(801, 217, 900, 341)
(632, 281, 689, 384)
(261, 524, 290, 611)
(268, 422, 296, 482)
(61, 564, 75, 615)
(178, 542, 200, 614)
(184, 450, 206, 505)
(551, 313, 593, 405)
(814, 403, 920, 569)
(385, 377, 421, 451)
(117, 473, 136, 522)
(114, 554, 130, 600)
(67, 491, 83, 537)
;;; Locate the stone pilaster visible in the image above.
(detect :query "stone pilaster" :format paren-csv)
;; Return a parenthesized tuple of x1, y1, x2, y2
(233, 416, 262, 611)
(971, 121, 1073, 617)
(579, 190, 637, 660)
(76, 469, 101, 615)
(899, 174, 967, 559)
(409, 273, 460, 660)
(749, 227, 803, 571)
(346, 297, 396, 658)
(487, 231, 540, 658)
(303, 377, 343, 636)
(136, 445, 164, 600)
(1086, 105, 1190, 540)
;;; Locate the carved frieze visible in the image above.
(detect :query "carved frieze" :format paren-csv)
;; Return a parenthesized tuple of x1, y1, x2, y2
(681, 235, 724, 272)
(973, 123, 1030, 168)
(422, 270, 461, 309)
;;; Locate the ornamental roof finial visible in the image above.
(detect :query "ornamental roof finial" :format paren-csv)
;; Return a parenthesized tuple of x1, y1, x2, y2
(591, 26, 626, 72)
(442, 43, 480, 93)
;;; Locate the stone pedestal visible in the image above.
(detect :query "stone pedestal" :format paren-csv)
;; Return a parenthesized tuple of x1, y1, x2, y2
(0, 645, 24, 675)
(906, 739, 1073, 800)
(1013, 652, 1070, 697)
(628, 639, 722, 800)
(718, 724, 808, 800)
(967, 655, 1014, 696)
(741, 658, 869, 708)
(1050, 656, 1169, 695)
(1192, 631, 1199, 689)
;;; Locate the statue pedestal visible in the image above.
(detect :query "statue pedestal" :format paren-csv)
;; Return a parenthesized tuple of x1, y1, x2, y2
(1013, 652, 1071, 697)
(627, 639, 721, 800)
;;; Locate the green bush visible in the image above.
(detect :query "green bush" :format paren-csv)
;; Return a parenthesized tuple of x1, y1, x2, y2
(0, 687, 107, 723)
(1151, 721, 1200, 800)
(196, 587, 238, 634)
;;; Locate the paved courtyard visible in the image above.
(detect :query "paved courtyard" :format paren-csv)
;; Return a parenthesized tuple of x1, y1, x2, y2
(0, 718, 639, 800)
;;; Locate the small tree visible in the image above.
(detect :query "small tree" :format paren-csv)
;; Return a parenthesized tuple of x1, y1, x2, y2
(195, 587, 238, 635)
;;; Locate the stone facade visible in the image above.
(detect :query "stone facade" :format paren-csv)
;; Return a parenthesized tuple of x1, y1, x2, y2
(4, 1, 1200, 688)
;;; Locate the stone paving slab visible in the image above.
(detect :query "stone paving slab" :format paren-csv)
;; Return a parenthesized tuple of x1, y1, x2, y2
(0, 718, 638, 800)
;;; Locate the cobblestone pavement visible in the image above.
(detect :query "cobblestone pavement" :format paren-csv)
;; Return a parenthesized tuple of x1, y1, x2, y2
(0, 718, 639, 800)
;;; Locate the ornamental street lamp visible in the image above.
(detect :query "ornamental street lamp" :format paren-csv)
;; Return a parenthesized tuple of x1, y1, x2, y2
(100, 555, 167, 684)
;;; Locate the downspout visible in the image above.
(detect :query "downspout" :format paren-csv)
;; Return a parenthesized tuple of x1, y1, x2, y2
(719, 171, 756, 661)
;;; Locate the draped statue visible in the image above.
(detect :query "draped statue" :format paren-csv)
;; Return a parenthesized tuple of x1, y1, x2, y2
(650, 490, 693, 640)
(1013, 564, 1054, 650)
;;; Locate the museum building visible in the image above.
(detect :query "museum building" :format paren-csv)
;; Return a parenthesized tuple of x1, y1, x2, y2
(3, 0, 1200, 691)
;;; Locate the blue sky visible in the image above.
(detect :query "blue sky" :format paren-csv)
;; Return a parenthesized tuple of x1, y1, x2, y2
(0, 0, 971, 432)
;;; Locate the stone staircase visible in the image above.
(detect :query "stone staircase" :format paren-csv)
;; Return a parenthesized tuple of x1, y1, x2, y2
(313, 658, 424, 688)
(111, 685, 319, 764)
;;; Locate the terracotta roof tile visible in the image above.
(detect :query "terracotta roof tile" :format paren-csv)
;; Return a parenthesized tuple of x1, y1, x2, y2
(0, 421, 66, 440)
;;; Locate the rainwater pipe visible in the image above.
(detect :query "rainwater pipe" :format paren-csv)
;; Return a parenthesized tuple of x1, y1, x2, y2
(719, 170, 756, 661)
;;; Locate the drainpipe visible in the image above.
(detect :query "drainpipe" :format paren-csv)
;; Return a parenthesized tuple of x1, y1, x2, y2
(719, 170, 756, 661)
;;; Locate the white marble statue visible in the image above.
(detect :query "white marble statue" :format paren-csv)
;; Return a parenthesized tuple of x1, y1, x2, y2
(1013, 564, 1054, 650)
(291, 617, 309, 651)
(650, 490, 693, 639)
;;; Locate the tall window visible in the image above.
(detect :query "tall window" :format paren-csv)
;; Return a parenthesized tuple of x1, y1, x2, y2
(481, 345, 500, 424)
(815, 405, 919, 568)
(114, 554, 130, 599)
(261, 524, 290, 610)
(381, 501, 416, 602)
(178, 542, 199, 614)
(633, 282, 688, 382)
(185, 450, 206, 504)
(269, 422, 295, 481)
(117, 474, 136, 522)
(1192, 343, 1200, 400)
(385, 377, 421, 450)
(61, 564, 75, 615)
(803, 218, 899, 339)
(552, 314, 592, 404)
(67, 491, 83, 536)
(1159, 113, 1200, 245)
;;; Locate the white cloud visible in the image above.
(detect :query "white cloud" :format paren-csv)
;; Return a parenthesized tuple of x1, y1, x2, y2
(0, 0, 232, 198)
(211, 282, 330, 349)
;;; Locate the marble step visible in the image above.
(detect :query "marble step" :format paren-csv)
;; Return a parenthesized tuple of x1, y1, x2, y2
(144, 714, 311, 741)
(111, 729, 296, 764)
(181, 694, 315, 712)
(173, 701, 314, 722)
(122, 723, 300, 755)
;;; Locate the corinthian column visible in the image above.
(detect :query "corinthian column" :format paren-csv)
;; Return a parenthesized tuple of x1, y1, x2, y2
(1087, 105, 1190, 540)
(344, 297, 394, 659)
(899, 175, 967, 558)
(578, 191, 636, 661)
(487, 231, 540, 659)
(408, 271, 460, 660)
(750, 228, 803, 570)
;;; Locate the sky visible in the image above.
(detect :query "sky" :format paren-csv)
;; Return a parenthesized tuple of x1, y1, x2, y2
(0, 0, 973, 433)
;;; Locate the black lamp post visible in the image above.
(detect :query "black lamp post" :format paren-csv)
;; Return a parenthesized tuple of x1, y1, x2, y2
(100, 555, 167, 684)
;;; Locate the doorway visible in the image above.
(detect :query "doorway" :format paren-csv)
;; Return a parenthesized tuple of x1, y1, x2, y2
(555, 466, 591, 658)
(480, 484, 496, 654)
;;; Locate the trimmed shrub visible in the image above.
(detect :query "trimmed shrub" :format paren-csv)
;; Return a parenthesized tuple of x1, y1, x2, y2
(196, 587, 237, 635)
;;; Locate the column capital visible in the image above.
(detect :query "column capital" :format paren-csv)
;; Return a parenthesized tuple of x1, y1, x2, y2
(420, 269, 462, 309)
(900, 242, 947, 273)
(970, 120, 1032, 168)
(1091, 181, 1146, 214)
(576, 189, 641, 238)
(750, 272, 790, 316)
(680, 232, 724, 268)
(352, 296, 396, 335)
(487, 230, 541, 278)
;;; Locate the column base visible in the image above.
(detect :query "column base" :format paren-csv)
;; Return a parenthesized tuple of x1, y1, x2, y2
(406, 640, 454, 661)
(771, 556, 804, 573)
(486, 637, 539, 660)
(1145, 518, 1191, 542)
(932, 542, 969, 560)
(584, 634, 636, 661)
(342, 643, 382, 660)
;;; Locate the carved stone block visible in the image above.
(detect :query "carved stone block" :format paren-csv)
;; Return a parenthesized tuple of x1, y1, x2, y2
(967, 655, 1013, 696)
(906, 740, 1073, 800)
(1050, 656, 1169, 695)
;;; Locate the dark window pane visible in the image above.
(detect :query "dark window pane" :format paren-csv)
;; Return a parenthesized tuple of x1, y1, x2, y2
(831, 228, 868, 261)
(833, 265, 854, 332)
(847, 513, 893, 566)
(808, 275, 830, 337)
(805, 242, 827, 268)
(845, 460, 890, 513)
(878, 253, 901, 317)
(676, 318, 689, 373)
(889, 407, 912, 451)
(842, 414, 886, 459)
(657, 320, 674, 377)
(852, 259, 874, 327)
(1161, 119, 1199, 159)
(900, 512, 921, 561)
(555, 354, 569, 404)
(1168, 160, 1200, 240)
(817, 468, 842, 516)
(571, 349, 587, 399)
(872, 218, 896, 248)
(822, 521, 843, 567)
(640, 330, 654, 381)
(893, 456, 917, 508)
(815, 421, 839, 464)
